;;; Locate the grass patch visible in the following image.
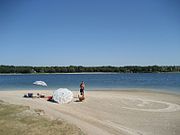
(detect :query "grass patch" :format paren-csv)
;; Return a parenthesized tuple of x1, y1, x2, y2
(0, 100, 84, 135)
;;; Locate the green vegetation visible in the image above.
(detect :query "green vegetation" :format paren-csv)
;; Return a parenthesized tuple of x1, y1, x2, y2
(0, 100, 84, 135)
(0, 65, 180, 73)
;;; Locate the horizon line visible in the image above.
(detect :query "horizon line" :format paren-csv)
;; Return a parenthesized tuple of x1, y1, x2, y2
(1, 65, 180, 67)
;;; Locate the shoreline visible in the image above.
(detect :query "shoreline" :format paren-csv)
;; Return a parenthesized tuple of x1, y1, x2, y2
(0, 88, 179, 96)
(0, 89, 180, 135)
(0, 72, 119, 75)
(1, 72, 180, 75)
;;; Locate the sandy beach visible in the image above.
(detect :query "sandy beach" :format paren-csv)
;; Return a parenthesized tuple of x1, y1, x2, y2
(0, 90, 180, 135)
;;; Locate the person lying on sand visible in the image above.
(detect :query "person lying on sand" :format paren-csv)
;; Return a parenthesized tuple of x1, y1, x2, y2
(37, 93, 45, 98)
(23, 93, 56, 103)
(23, 93, 46, 98)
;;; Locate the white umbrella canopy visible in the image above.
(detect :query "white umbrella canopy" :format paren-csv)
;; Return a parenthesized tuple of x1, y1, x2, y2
(53, 88, 73, 104)
(33, 81, 47, 87)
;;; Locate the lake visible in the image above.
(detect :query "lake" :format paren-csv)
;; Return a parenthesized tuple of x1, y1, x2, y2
(0, 73, 180, 93)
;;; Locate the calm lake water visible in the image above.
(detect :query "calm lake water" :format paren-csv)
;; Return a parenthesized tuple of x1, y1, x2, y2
(0, 73, 180, 93)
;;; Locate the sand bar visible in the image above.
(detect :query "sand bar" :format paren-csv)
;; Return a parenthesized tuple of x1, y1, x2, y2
(0, 90, 180, 135)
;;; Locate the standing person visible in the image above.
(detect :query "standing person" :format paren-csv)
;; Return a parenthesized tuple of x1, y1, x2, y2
(78, 81, 85, 101)
(80, 81, 85, 96)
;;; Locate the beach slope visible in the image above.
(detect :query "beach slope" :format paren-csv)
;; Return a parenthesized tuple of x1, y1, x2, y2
(0, 90, 180, 135)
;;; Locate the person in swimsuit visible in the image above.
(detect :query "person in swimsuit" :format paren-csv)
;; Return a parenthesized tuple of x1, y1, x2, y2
(78, 81, 85, 101)
(80, 81, 85, 96)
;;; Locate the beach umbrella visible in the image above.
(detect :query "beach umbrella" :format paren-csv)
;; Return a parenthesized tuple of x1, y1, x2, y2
(52, 88, 73, 104)
(33, 81, 47, 87)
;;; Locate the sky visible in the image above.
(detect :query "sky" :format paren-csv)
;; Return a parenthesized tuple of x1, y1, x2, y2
(0, 0, 180, 66)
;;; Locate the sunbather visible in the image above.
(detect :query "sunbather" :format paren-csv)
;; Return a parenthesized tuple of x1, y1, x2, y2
(23, 93, 46, 98)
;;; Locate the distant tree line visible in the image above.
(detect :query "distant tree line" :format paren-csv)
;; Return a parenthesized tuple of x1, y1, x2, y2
(0, 65, 180, 74)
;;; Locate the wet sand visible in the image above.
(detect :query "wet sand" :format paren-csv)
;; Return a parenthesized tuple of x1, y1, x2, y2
(0, 90, 180, 135)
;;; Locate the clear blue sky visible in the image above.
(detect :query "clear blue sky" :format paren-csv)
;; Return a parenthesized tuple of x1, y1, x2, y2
(0, 0, 180, 66)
